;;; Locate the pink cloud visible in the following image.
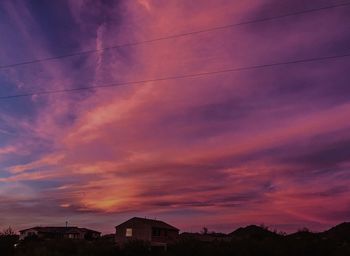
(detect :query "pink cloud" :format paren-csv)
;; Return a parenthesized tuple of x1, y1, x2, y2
(1, 0, 350, 234)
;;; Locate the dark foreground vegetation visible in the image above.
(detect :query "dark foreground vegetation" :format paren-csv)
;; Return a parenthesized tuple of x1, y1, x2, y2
(2, 223, 350, 256)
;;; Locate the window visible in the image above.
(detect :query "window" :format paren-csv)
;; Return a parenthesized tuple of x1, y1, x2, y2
(152, 228, 161, 237)
(68, 233, 79, 239)
(126, 228, 132, 237)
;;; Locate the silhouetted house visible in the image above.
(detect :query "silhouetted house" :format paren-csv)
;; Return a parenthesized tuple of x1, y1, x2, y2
(19, 226, 100, 240)
(321, 222, 350, 242)
(229, 225, 279, 240)
(115, 217, 179, 249)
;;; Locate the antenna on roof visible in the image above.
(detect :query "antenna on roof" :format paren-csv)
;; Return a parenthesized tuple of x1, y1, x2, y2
(65, 221, 68, 228)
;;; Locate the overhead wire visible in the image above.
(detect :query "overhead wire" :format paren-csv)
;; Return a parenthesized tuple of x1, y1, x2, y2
(0, 2, 349, 70)
(0, 52, 349, 100)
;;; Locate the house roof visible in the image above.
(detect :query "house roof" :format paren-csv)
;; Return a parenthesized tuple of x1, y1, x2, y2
(19, 226, 100, 234)
(79, 228, 102, 234)
(229, 225, 278, 238)
(115, 217, 179, 231)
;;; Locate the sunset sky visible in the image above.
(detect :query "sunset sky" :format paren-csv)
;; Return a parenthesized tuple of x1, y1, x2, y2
(0, 0, 350, 234)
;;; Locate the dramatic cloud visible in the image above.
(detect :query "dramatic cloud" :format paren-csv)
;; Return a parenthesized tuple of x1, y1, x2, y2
(0, 0, 350, 234)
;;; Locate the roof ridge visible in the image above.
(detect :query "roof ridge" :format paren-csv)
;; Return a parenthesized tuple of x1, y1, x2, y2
(115, 217, 179, 231)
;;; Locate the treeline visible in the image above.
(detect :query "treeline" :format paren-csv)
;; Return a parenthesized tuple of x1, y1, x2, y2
(1, 225, 350, 256)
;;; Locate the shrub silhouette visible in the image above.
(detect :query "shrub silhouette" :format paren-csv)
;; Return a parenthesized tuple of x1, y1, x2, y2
(0, 228, 19, 256)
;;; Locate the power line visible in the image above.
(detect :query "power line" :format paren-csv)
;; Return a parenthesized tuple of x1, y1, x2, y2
(1, 52, 349, 100)
(0, 2, 349, 70)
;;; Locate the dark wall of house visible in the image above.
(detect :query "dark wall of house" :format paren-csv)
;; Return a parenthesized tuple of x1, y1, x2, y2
(115, 220, 152, 244)
(151, 228, 178, 244)
(115, 219, 179, 246)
